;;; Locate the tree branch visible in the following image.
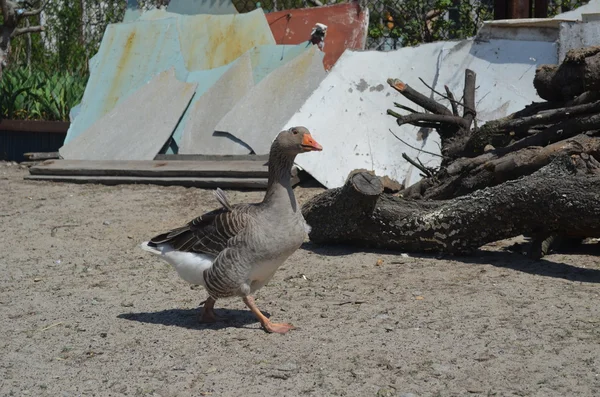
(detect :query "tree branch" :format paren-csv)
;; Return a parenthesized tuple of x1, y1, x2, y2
(12, 25, 44, 37)
(418, 77, 468, 111)
(497, 113, 600, 156)
(0, 0, 10, 21)
(387, 111, 470, 130)
(480, 100, 600, 135)
(444, 85, 459, 116)
(387, 78, 452, 116)
(402, 153, 433, 177)
(462, 69, 477, 129)
(388, 129, 443, 157)
(394, 102, 418, 114)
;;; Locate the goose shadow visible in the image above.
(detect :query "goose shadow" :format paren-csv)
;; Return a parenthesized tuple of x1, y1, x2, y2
(117, 307, 269, 331)
(300, 242, 600, 284)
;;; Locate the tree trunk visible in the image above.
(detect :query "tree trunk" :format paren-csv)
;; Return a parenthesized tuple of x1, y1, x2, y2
(0, 27, 13, 79)
(302, 156, 600, 254)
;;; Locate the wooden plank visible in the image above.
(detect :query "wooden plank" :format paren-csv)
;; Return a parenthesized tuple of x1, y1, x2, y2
(154, 154, 269, 162)
(29, 160, 269, 178)
(23, 152, 60, 160)
(24, 175, 268, 189)
(0, 120, 69, 134)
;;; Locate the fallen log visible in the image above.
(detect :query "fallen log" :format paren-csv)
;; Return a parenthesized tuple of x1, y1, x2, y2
(302, 155, 600, 254)
(534, 46, 600, 101)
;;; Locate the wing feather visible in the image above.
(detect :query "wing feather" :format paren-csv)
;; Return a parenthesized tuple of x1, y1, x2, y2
(148, 204, 253, 256)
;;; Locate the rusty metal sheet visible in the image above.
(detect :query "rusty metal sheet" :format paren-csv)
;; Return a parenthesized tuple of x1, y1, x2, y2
(65, 9, 275, 146)
(176, 43, 309, 154)
(177, 9, 275, 71)
(214, 46, 326, 155)
(266, 3, 369, 70)
(64, 19, 188, 145)
(179, 54, 255, 155)
(60, 69, 197, 161)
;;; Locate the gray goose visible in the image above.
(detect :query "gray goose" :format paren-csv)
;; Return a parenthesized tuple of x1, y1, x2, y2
(141, 127, 323, 334)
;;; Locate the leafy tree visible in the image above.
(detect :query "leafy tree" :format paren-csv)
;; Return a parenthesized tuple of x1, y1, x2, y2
(0, 0, 46, 79)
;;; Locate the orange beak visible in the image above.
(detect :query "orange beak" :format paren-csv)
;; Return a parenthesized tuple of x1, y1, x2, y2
(301, 133, 323, 152)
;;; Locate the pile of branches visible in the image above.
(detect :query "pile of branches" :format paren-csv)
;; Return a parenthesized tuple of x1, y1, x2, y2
(301, 46, 600, 258)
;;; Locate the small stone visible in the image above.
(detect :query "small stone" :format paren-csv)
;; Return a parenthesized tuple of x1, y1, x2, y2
(102, 220, 111, 225)
(100, 332, 107, 338)
(320, 313, 328, 318)
(33, 278, 42, 282)
(269, 372, 290, 380)
(376, 388, 396, 397)
(276, 362, 298, 372)
(121, 302, 134, 307)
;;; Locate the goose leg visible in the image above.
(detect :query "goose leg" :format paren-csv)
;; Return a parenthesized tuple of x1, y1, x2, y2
(243, 296, 295, 334)
(199, 297, 221, 323)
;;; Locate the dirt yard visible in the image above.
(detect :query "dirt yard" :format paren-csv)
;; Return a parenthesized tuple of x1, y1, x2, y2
(1, 162, 599, 397)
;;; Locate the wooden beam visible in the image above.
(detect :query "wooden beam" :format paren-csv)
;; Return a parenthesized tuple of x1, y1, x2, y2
(24, 175, 269, 189)
(29, 160, 269, 178)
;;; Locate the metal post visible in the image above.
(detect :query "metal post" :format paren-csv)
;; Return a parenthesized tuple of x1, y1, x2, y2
(534, 0, 549, 18)
(508, 0, 531, 18)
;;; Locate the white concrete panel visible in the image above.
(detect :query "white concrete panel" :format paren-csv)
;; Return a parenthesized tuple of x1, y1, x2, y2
(285, 38, 558, 189)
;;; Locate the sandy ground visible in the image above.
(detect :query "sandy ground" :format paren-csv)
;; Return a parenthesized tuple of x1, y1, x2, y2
(1, 161, 599, 397)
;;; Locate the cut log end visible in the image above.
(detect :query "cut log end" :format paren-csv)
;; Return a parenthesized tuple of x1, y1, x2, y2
(387, 78, 406, 91)
(347, 171, 384, 196)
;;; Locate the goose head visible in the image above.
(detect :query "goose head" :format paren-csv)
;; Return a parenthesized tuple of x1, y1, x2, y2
(272, 126, 323, 156)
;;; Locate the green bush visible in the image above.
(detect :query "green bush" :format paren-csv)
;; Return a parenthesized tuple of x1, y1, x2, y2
(0, 68, 87, 121)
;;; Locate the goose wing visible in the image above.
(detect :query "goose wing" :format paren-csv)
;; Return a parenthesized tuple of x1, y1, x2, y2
(148, 204, 253, 256)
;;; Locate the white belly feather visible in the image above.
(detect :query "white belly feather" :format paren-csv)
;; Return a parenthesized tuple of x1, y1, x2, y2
(140, 242, 214, 286)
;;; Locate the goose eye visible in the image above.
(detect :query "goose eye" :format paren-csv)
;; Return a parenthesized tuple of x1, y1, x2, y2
(292, 129, 298, 135)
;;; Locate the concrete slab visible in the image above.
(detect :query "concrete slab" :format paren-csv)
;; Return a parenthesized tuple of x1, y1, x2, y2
(266, 3, 369, 70)
(59, 69, 197, 161)
(214, 46, 326, 155)
(176, 43, 310, 154)
(477, 18, 563, 42)
(554, 0, 600, 20)
(179, 54, 255, 155)
(284, 38, 558, 189)
(559, 20, 600, 62)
